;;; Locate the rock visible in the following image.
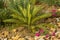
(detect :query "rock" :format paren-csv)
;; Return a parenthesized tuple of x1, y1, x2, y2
(51, 36, 58, 40)
(34, 36, 45, 40)
(0, 37, 4, 40)
(57, 22, 60, 27)
(12, 29, 17, 32)
(53, 38, 58, 40)
(56, 18, 60, 22)
(39, 36, 45, 40)
(25, 36, 34, 40)
(8, 39, 12, 40)
(12, 36, 16, 40)
(57, 8, 60, 11)
(15, 35, 20, 39)
(38, 38, 44, 40)
(12, 35, 20, 40)
(18, 38, 25, 40)
(57, 33, 60, 38)
(56, 31, 60, 36)
(2, 31, 9, 37)
(50, 28, 55, 32)
(4, 38, 7, 40)
(0, 33, 2, 37)
(34, 36, 40, 40)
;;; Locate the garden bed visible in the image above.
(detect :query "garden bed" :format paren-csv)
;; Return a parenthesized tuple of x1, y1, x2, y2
(0, 0, 60, 40)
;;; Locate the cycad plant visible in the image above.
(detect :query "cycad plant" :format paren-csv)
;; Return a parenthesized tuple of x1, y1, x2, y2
(3, 0, 52, 33)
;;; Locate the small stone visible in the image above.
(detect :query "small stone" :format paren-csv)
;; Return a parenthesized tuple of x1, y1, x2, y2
(0, 37, 3, 40)
(38, 38, 44, 40)
(53, 38, 58, 40)
(57, 8, 60, 11)
(12, 35, 20, 40)
(34, 36, 39, 40)
(57, 22, 60, 26)
(4, 38, 7, 40)
(56, 18, 60, 22)
(27, 36, 34, 40)
(1, 31, 8, 38)
(8, 38, 12, 40)
(58, 33, 60, 37)
(18, 38, 25, 40)
(15, 35, 20, 39)
(12, 29, 16, 32)
(3, 31, 8, 35)
(50, 28, 55, 32)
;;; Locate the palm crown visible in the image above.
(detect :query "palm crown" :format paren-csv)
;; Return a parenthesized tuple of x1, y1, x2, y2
(3, 0, 52, 26)
(1, 0, 59, 33)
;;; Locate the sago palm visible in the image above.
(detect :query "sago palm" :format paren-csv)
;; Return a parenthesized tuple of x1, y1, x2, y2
(3, 0, 52, 32)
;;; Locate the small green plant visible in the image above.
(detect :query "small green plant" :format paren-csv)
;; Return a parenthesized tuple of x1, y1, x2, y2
(2, 0, 53, 33)
(1, 0, 60, 34)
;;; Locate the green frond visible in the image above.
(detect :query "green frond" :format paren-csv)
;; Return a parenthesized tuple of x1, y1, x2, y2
(27, 3, 31, 25)
(3, 19, 19, 23)
(8, 8, 20, 15)
(3, 19, 26, 25)
(31, 13, 52, 24)
(18, 5, 27, 17)
(32, 5, 45, 17)
(30, 0, 36, 5)
(11, 14, 26, 23)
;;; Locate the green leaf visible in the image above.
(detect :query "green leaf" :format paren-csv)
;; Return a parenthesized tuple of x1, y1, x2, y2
(30, 0, 36, 5)
(18, 5, 27, 17)
(32, 5, 45, 17)
(3, 19, 19, 23)
(11, 14, 26, 23)
(31, 13, 52, 24)
(27, 3, 31, 25)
